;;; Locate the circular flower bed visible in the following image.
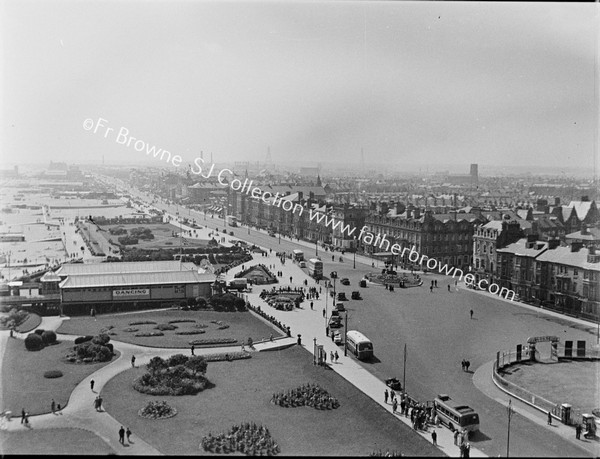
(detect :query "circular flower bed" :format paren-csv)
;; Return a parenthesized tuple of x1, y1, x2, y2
(123, 327, 139, 332)
(271, 383, 340, 410)
(201, 422, 279, 455)
(138, 400, 177, 420)
(168, 319, 196, 324)
(133, 355, 209, 395)
(176, 330, 205, 335)
(194, 323, 208, 329)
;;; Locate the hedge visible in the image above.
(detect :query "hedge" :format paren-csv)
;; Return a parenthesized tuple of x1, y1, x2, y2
(188, 338, 237, 346)
(74, 336, 94, 345)
(41, 330, 57, 345)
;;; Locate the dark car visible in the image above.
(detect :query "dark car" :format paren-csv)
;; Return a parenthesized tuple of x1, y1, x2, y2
(385, 377, 402, 391)
(337, 292, 347, 301)
(336, 301, 346, 312)
(359, 279, 367, 288)
(351, 291, 362, 300)
(340, 278, 350, 286)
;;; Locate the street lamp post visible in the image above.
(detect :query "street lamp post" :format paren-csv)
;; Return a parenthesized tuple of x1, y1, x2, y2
(313, 338, 317, 365)
(506, 399, 514, 457)
(315, 238, 318, 256)
(353, 237, 357, 269)
(344, 311, 348, 356)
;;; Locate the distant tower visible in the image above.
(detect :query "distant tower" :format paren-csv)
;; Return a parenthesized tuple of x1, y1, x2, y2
(470, 164, 478, 184)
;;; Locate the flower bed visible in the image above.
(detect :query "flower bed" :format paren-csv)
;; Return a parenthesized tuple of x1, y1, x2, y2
(211, 320, 230, 330)
(188, 338, 237, 346)
(168, 319, 196, 324)
(123, 327, 139, 332)
(194, 323, 208, 329)
(138, 400, 178, 420)
(129, 320, 157, 326)
(271, 383, 340, 410)
(155, 323, 178, 331)
(203, 352, 251, 362)
(201, 422, 279, 455)
(175, 330, 205, 335)
(133, 355, 209, 396)
(135, 331, 165, 337)
(43, 370, 64, 379)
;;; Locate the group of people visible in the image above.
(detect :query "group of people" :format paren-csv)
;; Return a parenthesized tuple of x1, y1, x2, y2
(118, 425, 132, 444)
(461, 359, 471, 372)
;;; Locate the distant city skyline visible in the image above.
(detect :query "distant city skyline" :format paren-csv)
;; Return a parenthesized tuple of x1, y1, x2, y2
(1, 1, 598, 173)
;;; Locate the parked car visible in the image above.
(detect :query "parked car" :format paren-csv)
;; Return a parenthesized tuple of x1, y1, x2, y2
(336, 301, 346, 312)
(359, 279, 367, 288)
(299, 261, 306, 268)
(337, 292, 347, 301)
(333, 332, 342, 344)
(340, 278, 350, 285)
(351, 291, 362, 300)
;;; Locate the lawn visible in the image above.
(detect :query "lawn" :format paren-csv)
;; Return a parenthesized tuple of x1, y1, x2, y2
(56, 309, 283, 348)
(100, 222, 209, 249)
(2, 337, 119, 416)
(502, 359, 600, 416)
(102, 346, 440, 456)
(15, 312, 42, 333)
(0, 427, 115, 455)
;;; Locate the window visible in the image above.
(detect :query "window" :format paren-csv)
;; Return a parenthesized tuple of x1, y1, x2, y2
(574, 269, 578, 276)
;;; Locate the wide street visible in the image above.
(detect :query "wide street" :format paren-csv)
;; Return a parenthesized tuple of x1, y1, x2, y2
(104, 177, 596, 457)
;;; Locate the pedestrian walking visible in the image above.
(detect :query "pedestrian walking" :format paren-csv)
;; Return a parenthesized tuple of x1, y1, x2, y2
(90, 379, 95, 391)
(434, 280, 437, 287)
(392, 399, 398, 414)
(547, 411, 552, 425)
(191, 345, 195, 355)
(454, 429, 459, 445)
(431, 429, 437, 445)
(470, 309, 473, 319)
(430, 285, 433, 293)
(334, 351, 339, 362)
(119, 426, 125, 444)
(330, 351, 335, 362)
(464, 443, 470, 458)
(448, 284, 451, 292)
(310, 301, 313, 310)
(21, 408, 25, 424)
(24, 412, 29, 427)
(131, 355, 136, 367)
(384, 389, 389, 404)
(9, 328, 13, 338)
(51, 399, 56, 414)
(576, 423, 582, 439)
(126, 427, 132, 442)
(322, 308, 325, 317)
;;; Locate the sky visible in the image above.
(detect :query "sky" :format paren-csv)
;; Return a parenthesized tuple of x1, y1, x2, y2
(1, 1, 598, 173)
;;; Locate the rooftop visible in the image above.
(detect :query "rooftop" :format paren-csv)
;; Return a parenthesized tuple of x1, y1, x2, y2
(59, 270, 215, 289)
(54, 260, 197, 276)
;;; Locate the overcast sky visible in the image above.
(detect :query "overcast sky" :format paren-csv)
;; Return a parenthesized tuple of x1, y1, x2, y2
(1, 1, 598, 172)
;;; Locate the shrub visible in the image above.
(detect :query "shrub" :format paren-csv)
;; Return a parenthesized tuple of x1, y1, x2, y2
(0, 308, 29, 328)
(176, 330, 205, 335)
(105, 342, 114, 354)
(129, 320, 157, 326)
(155, 323, 177, 331)
(166, 354, 189, 367)
(43, 370, 63, 379)
(204, 352, 251, 362)
(34, 329, 46, 336)
(74, 335, 94, 345)
(41, 330, 57, 345)
(92, 333, 110, 345)
(167, 319, 196, 324)
(25, 333, 44, 351)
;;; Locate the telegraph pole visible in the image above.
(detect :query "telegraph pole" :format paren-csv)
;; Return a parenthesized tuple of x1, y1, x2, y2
(403, 343, 407, 396)
(344, 312, 348, 356)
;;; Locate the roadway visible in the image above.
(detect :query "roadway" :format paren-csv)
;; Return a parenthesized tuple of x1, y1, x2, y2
(99, 175, 595, 457)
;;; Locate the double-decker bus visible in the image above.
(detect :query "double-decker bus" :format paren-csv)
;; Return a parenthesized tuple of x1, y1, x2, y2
(292, 249, 304, 262)
(226, 215, 238, 227)
(345, 330, 373, 360)
(433, 394, 480, 436)
(307, 258, 323, 279)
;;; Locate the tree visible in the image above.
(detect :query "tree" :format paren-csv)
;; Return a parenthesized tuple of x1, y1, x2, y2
(185, 356, 208, 375)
